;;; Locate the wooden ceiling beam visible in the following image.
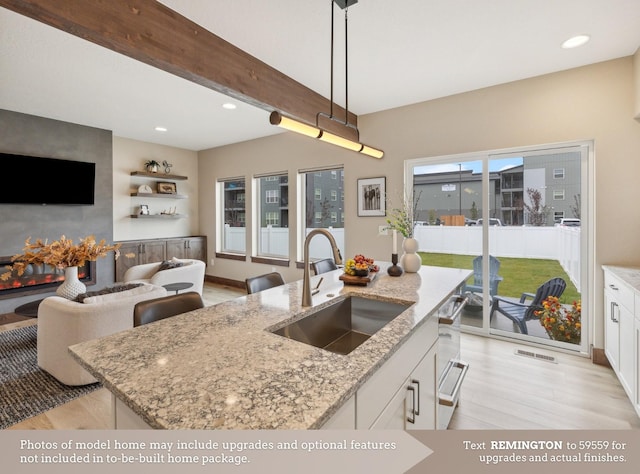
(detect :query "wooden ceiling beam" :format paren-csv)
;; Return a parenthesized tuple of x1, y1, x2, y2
(0, 0, 358, 139)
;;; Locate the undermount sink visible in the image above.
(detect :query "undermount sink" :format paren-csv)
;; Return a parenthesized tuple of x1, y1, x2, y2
(271, 296, 410, 355)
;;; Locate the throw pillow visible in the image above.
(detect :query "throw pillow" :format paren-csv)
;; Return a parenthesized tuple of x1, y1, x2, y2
(74, 283, 143, 303)
(158, 259, 185, 272)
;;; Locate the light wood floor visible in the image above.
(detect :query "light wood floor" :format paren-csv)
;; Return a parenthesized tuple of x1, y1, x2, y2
(449, 333, 640, 429)
(5, 283, 639, 430)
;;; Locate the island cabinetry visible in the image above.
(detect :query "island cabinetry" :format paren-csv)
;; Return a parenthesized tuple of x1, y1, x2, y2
(369, 345, 437, 430)
(166, 237, 206, 261)
(355, 317, 438, 430)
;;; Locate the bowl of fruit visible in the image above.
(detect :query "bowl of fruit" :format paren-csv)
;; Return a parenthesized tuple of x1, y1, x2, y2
(344, 254, 379, 277)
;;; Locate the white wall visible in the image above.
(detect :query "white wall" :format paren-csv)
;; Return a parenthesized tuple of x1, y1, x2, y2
(112, 137, 199, 241)
(198, 57, 640, 350)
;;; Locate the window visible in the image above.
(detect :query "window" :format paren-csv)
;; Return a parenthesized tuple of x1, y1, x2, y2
(553, 168, 565, 179)
(265, 212, 279, 226)
(257, 174, 288, 258)
(220, 178, 246, 254)
(553, 189, 565, 200)
(266, 189, 279, 204)
(300, 167, 345, 262)
(554, 211, 564, 222)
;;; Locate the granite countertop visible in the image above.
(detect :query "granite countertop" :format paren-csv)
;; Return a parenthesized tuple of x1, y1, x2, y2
(70, 264, 471, 430)
(603, 265, 640, 293)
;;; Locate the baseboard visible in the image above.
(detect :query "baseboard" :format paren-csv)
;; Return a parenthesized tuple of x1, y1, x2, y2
(205, 274, 246, 290)
(592, 348, 611, 367)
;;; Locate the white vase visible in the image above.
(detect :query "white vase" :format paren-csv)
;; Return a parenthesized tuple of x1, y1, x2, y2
(56, 266, 87, 300)
(400, 237, 421, 273)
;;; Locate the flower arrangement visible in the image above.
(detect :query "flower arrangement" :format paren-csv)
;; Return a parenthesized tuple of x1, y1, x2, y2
(1, 235, 126, 281)
(535, 296, 581, 344)
(386, 190, 421, 238)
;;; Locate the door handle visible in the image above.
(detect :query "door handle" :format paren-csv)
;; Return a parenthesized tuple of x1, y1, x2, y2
(407, 385, 416, 424)
(611, 302, 619, 323)
(411, 379, 420, 415)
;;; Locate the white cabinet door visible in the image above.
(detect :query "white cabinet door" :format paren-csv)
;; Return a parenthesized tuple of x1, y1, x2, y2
(321, 395, 356, 429)
(370, 379, 410, 430)
(407, 344, 437, 430)
(370, 344, 438, 430)
(619, 303, 635, 398)
(635, 314, 640, 417)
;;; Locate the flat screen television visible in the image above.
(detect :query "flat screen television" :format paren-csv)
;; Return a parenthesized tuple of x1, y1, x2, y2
(1, 153, 96, 205)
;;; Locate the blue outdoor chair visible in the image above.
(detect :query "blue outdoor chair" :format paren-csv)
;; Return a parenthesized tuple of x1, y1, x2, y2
(490, 277, 567, 334)
(463, 255, 503, 296)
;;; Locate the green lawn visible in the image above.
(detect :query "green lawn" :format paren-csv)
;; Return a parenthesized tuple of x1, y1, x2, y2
(418, 252, 581, 303)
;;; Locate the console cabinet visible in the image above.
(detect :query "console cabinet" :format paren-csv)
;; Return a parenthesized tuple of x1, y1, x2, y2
(603, 266, 640, 419)
(166, 237, 206, 262)
(115, 236, 207, 282)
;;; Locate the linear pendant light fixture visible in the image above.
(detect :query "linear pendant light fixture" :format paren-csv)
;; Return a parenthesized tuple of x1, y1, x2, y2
(269, 0, 384, 159)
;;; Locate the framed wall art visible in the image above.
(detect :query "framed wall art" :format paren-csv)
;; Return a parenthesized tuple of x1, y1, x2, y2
(357, 177, 386, 217)
(157, 181, 177, 194)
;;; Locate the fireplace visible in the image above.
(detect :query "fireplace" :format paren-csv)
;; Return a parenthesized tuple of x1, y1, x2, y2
(0, 257, 96, 300)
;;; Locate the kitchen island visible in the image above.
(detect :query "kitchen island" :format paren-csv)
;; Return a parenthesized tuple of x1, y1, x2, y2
(70, 264, 471, 430)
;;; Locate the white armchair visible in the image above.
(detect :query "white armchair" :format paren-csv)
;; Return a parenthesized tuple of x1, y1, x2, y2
(123, 258, 206, 296)
(37, 283, 167, 385)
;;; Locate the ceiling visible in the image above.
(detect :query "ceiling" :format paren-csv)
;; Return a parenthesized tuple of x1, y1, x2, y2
(1, 0, 639, 151)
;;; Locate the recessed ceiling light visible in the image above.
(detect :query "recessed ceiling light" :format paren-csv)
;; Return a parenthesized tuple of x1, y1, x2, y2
(561, 35, 590, 49)
(222, 103, 237, 110)
(154, 126, 168, 132)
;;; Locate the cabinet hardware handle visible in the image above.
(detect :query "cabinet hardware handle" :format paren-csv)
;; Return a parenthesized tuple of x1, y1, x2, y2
(439, 361, 470, 407)
(411, 379, 420, 415)
(609, 284, 619, 290)
(611, 302, 619, 323)
(439, 295, 469, 325)
(407, 385, 416, 424)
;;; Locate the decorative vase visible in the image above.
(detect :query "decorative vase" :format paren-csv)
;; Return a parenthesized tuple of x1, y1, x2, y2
(400, 237, 421, 273)
(56, 266, 86, 300)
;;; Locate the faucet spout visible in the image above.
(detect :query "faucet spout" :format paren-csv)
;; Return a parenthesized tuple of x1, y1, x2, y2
(302, 229, 342, 306)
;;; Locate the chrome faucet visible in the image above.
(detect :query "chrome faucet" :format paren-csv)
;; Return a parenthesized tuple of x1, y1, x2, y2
(302, 229, 343, 306)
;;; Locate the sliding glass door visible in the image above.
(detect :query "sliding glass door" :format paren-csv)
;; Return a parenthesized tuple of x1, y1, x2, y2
(407, 143, 589, 354)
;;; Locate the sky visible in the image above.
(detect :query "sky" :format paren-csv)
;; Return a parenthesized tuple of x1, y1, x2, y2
(413, 157, 523, 175)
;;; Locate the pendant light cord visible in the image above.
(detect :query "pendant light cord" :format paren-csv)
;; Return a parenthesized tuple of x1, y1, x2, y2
(344, 7, 349, 125)
(330, 0, 334, 119)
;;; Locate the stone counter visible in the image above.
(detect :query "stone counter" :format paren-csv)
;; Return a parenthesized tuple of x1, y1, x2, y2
(602, 265, 640, 293)
(70, 264, 471, 429)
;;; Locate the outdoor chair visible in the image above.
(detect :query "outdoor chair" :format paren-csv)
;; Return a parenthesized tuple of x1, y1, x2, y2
(312, 258, 338, 275)
(245, 272, 285, 294)
(463, 255, 503, 296)
(489, 277, 567, 334)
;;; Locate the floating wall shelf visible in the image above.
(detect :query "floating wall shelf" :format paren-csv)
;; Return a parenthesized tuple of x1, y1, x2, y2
(131, 171, 188, 180)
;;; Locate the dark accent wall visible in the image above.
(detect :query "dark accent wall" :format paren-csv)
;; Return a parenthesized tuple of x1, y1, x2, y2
(0, 109, 114, 314)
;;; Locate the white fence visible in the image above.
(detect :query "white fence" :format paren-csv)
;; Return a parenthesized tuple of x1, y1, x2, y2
(223, 226, 345, 261)
(223, 225, 580, 291)
(414, 225, 581, 291)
